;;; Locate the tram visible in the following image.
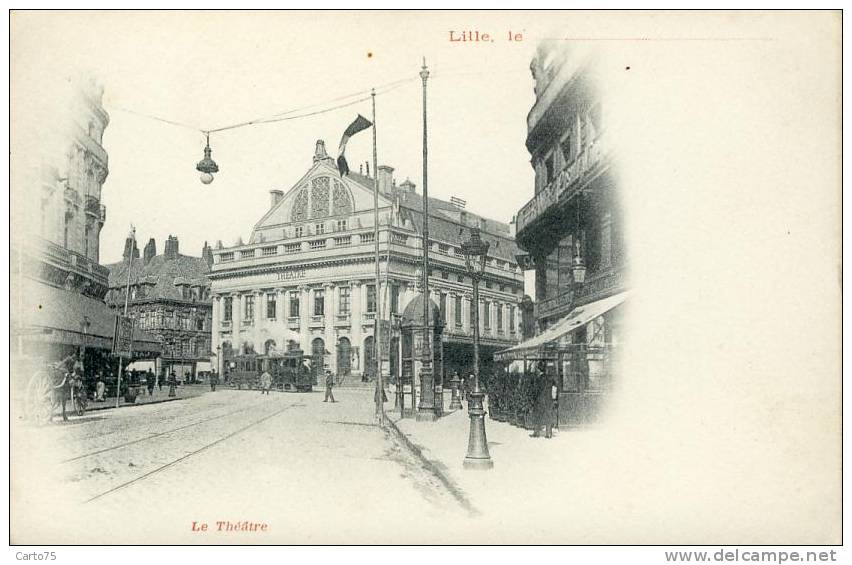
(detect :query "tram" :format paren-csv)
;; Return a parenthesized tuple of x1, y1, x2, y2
(226, 349, 314, 392)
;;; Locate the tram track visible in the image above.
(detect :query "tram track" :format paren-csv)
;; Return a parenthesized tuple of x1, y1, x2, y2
(60, 400, 268, 463)
(83, 402, 303, 504)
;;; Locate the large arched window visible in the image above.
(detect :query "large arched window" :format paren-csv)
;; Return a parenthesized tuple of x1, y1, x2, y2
(264, 339, 277, 355)
(291, 188, 309, 222)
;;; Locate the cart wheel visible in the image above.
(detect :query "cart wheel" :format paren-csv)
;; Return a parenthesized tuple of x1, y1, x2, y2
(25, 369, 54, 424)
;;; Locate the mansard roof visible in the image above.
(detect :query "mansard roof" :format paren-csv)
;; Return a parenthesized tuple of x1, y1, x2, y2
(105, 252, 210, 301)
(345, 171, 521, 263)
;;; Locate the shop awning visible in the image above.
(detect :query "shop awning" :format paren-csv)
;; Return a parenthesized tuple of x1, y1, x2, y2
(21, 283, 162, 356)
(495, 291, 629, 361)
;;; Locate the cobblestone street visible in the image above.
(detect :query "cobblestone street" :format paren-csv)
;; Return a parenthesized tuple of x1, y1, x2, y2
(11, 388, 471, 544)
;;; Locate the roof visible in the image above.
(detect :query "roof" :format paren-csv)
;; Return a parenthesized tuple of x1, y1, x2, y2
(345, 172, 521, 263)
(400, 295, 442, 328)
(105, 253, 211, 302)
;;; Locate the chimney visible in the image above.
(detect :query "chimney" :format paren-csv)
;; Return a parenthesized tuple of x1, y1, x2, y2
(377, 165, 394, 194)
(143, 238, 157, 264)
(164, 235, 179, 260)
(399, 178, 416, 195)
(122, 236, 139, 261)
(201, 241, 213, 268)
(270, 189, 283, 208)
(312, 139, 334, 165)
(359, 164, 363, 175)
(365, 162, 370, 177)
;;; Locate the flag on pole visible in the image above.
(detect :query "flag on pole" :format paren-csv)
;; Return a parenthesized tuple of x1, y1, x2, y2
(337, 114, 373, 176)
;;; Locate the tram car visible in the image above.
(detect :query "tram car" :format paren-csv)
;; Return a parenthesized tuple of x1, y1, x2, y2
(227, 350, 314, 392)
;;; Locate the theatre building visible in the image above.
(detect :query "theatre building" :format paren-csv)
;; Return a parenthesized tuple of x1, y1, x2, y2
(209, 141, 525, 383)
(498, 42, 628, 425)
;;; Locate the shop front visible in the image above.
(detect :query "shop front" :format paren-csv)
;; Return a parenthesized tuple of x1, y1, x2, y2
(494, 291, 627, 427)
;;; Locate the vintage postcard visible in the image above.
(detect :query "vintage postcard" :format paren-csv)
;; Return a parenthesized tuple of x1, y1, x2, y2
(8, 10, 842, 549)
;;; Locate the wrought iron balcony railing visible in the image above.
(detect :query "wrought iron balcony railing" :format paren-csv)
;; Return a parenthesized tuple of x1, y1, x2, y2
(516, 134, 610, 237)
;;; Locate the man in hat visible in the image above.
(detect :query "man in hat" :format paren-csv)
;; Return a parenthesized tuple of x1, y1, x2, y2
(323, 370, 336, 403)
(531, 361, 555, 439)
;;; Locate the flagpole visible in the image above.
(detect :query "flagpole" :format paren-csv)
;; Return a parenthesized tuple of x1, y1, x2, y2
(371, 88, 384, 426)
(116, 225, 135, 408)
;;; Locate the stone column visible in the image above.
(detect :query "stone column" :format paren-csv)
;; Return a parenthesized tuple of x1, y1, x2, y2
(350, 280, 363, 374)
(324, 282, 335, 374)
(298, 284, 310, 350)
(235, 294, 244, 352)
(462, 291, 471, 336)
(212, 295, 222, 374)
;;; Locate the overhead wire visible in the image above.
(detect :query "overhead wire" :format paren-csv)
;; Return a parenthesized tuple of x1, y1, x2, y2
(107, 74, 420, 137)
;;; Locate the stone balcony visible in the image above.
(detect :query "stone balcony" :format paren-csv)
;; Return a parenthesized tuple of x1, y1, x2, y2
(516, 133, 610, 240)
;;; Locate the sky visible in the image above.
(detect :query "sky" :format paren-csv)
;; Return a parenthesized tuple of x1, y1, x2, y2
(11, 11, 562, 266)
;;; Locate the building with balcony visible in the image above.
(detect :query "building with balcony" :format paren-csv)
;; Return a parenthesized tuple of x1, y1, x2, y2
(209, 140, 526, 383)
(12, 77, 161, 388)
(105, 235, 213, 381)
(497, 42, 628, 425)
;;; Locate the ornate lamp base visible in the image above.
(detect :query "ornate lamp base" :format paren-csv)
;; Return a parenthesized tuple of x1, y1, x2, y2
(463, 390, 493, 470)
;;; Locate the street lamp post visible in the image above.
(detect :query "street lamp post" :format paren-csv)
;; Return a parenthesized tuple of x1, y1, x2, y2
(417, 57, 437, 422)
(461, 227, 493, 469)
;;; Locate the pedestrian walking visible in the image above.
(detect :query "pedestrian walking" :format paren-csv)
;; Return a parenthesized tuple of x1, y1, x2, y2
(146, 369, 155, 396)
(531, 362, 554, 439)
(158, 371, 163, 391)
(95, 372, 106, 402)
(323, 370, 336, 403)
(210, 369, 219, 392)
(260, 370, 272, 395)
(168, 371, 177, 397)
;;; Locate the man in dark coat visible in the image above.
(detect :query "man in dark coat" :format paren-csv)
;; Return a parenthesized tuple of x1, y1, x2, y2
(146, 369, 156, 396)
(323, 370, 336, 403)
(531, 364, 555, 439)
(168, 371, 177, 397)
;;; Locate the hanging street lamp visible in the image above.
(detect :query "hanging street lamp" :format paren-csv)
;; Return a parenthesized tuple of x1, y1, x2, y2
(196, 133, 219, 184)
(572, 195, 586, 286)
(460, 227, 493, 470)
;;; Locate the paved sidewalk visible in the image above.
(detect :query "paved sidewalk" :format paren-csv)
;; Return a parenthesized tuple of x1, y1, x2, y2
(388, 399, 610, 537)
(82, 384, 212, 412)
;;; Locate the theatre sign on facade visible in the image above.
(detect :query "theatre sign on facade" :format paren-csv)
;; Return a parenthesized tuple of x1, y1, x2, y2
(209, 141, 525, 382)
(498, 42, 628, 425)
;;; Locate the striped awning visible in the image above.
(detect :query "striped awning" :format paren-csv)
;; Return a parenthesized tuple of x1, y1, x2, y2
(495, 291, 628, 361)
